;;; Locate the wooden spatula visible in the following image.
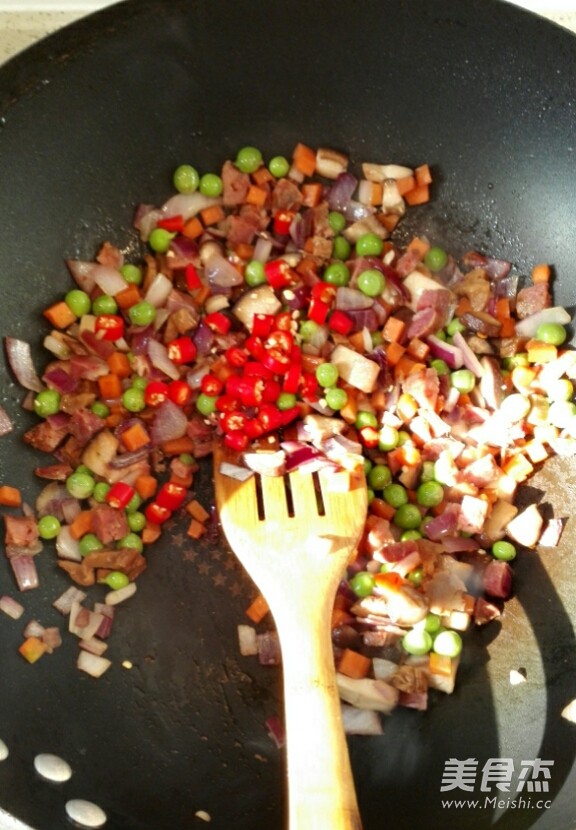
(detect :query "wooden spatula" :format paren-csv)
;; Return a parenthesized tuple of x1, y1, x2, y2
(213, 444, 368, 830)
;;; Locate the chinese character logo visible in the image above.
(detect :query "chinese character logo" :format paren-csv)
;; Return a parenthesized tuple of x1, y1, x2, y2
(440, 758, 554, 793)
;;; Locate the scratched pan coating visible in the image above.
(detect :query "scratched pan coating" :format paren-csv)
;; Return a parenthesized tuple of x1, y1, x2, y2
(0, 1, 575, 828)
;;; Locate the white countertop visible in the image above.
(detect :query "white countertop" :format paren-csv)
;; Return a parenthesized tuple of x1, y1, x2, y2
(0, 0, 574, 65)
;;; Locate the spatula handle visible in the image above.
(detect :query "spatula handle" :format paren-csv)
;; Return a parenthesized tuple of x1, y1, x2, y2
(278, 612, 362, 830)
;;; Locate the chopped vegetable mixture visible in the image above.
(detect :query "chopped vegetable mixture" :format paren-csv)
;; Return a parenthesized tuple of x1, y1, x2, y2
(1, 142, 574, 716)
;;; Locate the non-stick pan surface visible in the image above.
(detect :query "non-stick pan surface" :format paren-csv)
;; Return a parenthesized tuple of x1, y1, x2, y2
(0, 1, 576, 828)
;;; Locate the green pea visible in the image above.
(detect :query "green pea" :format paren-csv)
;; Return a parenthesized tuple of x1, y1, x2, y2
(402, 530, 423, 542)
(105, 570, 130, 591)
(34, 390, 61, 418)
(357, 268, 386, 297)
(66, 470, 95, 499)
(90, 401, 110, 419)
(125, 492, 142, 514)
(349, 571, 375, 598)
(199, 173, 223, 197)
(37, 514, 61, 540)
(545, 378, 574, 402)
(424, 612, 442, 634)
(378, 424, 399, 451)
(420, 461, 436, 483)
(299, 319, 320, 341)
(117, 532, 144, 553)
(173, 164, 200, 194)
(126, 511, 146, 533)
(393, 503, 423, 530)
(371, 331, 384, 347)
(397, 430, 411, 446)
(79, 533, 103, 557)
(328, 211, 347, 234)
(402, 628, 433, 656)
(244, 260, 266, 287)
(446, 317, 465, 337)
(120, 264, 143, 285)
(356, 232, 383, 257)
(425, 246, 448, 273)
(332, 236, 351, 260)
(363, 458, 373, 476)
(325, 387, 348, 410)
(433, 630, 462, 658)
(450, 368, 476, 393)
(196, 392, 218, 416)
(316, 362, 339, 388)
(430, 358, 450, 376)
(323, 262, 350, 286)
(122, 387, 146, 413)
(268, 155, 290, 178)
(65, 289, 91, 317)
(128, 300, 156, 327)
(277, 392, 297, 410)
(92, 482, 111, 503)
(407, 566, 424, 586)
(92, 294, 118, 316)
(148, 227, 176, 253)
(235, 146, 263, 174)
(536, 322, 567, 346)
(416, 480, 444, 507)
(492, 540, 516, 561)
(383, 482, 408, 508)
(502, 352, 529, 370)
(367, 464, 392, 490)
(355, 411, 378, 429)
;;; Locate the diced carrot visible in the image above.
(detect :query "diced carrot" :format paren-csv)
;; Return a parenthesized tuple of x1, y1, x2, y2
(407, 337, 430, 362)
(142, 520, 162, 545)
(19, 636, 48, 664)
(462, 593, 476, 615)
(337, 648, 371, 679)
(200, 204, 226, 226)
(382, 315, 406, 344)
(134, 474, 158, 501)
(347, 330, 369, 353)
(406, 235, 430, 261)
(181, 216, 204, 240)
(292, 142, 316, 177)
(245, 185, 268, 207)
(301, 182, 324, 207)
(429, 652, 452, 677)
(404, 184, 430, 206)
(455, 296, 472, 317)
(186, 518, 206, 539)
(120, 421, 151, 452)
(114, 283, 142, 310)
(186, 498, 210, 523)
(511, 365, 538, 392)
(531, 263, 551, 284)
(396, 175, 416, 196)
(192, 283, 212, 306)
(43, 301, 77, 330)
(526, 339, 558, 364)
(379, 213, 401, 233)
(339, 389, 359, 424)
(494, 297, 516, 338)
(161, 436, 196, 456)
(245, 593, 269, 623)
(0, 485, 22, 507)
(69, 509, 95, 540)
(107, 351, 132, 378)
(369, 497, 396, 521)
(396, 443, 422, 467)
(415, 163, 433, 187)
(331, 607, 354, 629)
(234, 242, 254, 261)
(105, 412, 123, 428)
(251, 166, 275, 187)
(97, 373, 123, 400)
(393, 355, 419, 381)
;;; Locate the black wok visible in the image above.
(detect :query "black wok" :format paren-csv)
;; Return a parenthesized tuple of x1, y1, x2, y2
(0, 1, 576, 828)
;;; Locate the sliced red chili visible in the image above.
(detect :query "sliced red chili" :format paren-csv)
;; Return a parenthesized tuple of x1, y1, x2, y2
(262, 349, 291, 375)
(145, 502, 172, 525)
(95, 314, 125, 342)
(105, 481, 136, 510)
(224, 430, 250, 452)
(220, 410, 248, 433)
(251, 313, 275, 337)
(168, 379, 193, 407)
(156, 214, 184, 233)
(215, 394, 241, 413)
(257, 403, 284, 434)
(225, 345, 248, 368)
(307, 297, 330, 325)
(282, 362, 301, 395)
(204, 311, 231, 335)
(243, 361, 274, 380)
(167, 336, 197, 364)
(311, 282, 337, 304)
(261, 378, 281, 403)
(300, 371, 319, 401)
(245, 335, 265, 361)
(273, 210, 295, 236)
(328, 309, 355, 336)
(185, 263, 202, 291)
(226, 375, 262, 407)
(358, 425, 380, 448)
(243, 418, 265, 440)
(200, 373, 224, 397)
(144, 380, 170, 407)
(264, 259, 294, 289)
(274, 311, 294, 332)
(155, 481, 187, 511)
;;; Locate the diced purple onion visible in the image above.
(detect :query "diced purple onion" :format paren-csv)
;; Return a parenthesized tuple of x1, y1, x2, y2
(204, 253, 244, 289)
(0, 404, 13, 436)
(150, 399, 188, 445)
(147, 339, 180, 380)
(427, 334, 464, 370)
(10, 555, 39, 592)
(0, 595, 25, 619)
(65, 259, 97, 293)
(4, 337, 44, 392)
(451, 331, 485, 377)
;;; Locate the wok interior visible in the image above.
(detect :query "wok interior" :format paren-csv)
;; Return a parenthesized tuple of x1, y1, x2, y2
(0, 1, 575, 828)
